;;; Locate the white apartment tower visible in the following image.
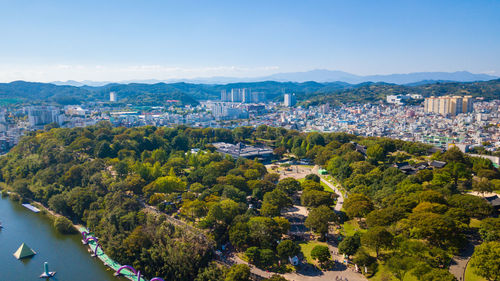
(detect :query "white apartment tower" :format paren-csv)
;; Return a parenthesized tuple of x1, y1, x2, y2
(284, 93, 296, 107)
(110, 92, 117, 102)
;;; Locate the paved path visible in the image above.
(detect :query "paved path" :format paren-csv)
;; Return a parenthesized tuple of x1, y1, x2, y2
(312, 165, 345, 211)
(449, 234, 480, 281)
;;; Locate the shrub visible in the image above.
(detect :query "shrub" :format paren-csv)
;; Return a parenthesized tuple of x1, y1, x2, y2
(9, 193, 20, 202)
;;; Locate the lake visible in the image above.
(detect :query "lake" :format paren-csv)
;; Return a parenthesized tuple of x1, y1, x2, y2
(0, 196, 118, 281)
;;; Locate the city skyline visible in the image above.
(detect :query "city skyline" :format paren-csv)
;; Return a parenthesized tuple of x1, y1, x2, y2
(1, 0, 499, 82)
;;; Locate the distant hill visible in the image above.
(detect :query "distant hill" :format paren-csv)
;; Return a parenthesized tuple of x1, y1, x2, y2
(86, 81, 350, 101)
(0, 81, 89, 104)
(301, 79, 500, 106)
(0, 81, 200, 106)
(1, 78, 499, 106)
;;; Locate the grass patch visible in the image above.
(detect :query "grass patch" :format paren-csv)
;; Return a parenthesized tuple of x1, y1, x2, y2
(341, 220, 366, 236)
(237, 252, 249, 263)
(465, 263, 486, 281)
(369, 264, 419, 281)
(322, 175, 347, 197)
(298, 241, 328, 264)
(469, 218, 482, 229)
(320, 181, 334, 193)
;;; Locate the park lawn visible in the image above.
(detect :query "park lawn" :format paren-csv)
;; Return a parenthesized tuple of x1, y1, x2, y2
(469, 218, 482, 229)
(320, 180, 334, 193)
(465, 263, 486, 281)
(322, 175, 347, 197)
(369, 264, 419, 281)
(341, 220, 366, 237)
(298, 241, 329, 264)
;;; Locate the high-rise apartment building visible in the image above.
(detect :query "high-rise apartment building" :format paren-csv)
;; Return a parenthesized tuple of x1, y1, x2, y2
(26, 106, 63, 127)
(220, 90, 229, 102)
(284, 93, 296, 107)
(462, 96, 474, 113)
(424, 95, 474, 116)
(110, 92, 117, 102)
(210, 103, 249, 120)
(242, 89, 251, 103)
(220, 88, 253, 103)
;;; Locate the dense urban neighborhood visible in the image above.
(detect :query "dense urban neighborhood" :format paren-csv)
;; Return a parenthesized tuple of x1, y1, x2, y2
(1, 85, 499, 161)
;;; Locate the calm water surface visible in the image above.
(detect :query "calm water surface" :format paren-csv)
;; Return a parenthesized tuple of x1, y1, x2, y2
(0, 197, 118, 281)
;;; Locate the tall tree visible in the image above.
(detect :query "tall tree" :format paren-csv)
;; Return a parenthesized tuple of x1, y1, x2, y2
(305, 205, 337, 239)
(471, 241, 500, 281)
(361, 226, 393, 258)
(344, 193, 374, 219)
(225, 264, 250, 281)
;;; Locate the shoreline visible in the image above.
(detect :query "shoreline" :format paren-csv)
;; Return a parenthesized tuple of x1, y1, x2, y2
(3, 191, 150, 281)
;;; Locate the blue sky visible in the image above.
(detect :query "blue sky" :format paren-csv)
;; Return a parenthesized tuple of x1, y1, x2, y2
(0, 0, 499, 81)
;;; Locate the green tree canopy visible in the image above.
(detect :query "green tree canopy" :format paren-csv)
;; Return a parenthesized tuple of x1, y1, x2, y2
(470, 241, 500, 281)
(361, 226, 393, 258)
(305, 205, 337, 239)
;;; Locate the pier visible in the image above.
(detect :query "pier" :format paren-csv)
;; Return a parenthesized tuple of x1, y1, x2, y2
(21, 204, 40, 213)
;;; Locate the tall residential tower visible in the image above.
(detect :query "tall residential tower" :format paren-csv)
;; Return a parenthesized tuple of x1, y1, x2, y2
(284, 93, 296, 107)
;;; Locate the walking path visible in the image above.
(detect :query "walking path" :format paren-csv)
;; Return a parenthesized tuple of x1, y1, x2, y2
(320, 177, 344, 212)
(448, 234, 480, 281)
(312, 165, 345, 211)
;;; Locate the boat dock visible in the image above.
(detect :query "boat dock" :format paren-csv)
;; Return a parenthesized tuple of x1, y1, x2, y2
(21, 204, 40, 213)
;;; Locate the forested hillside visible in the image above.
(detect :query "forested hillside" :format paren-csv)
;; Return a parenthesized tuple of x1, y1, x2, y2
(0, 81, 200, 106)
(1, 79, 498, 106)
(302, 79, 500, 106)
(0, 124, 499, 280)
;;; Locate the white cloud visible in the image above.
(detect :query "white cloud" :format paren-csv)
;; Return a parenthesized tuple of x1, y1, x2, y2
(0, 64, 281, 82)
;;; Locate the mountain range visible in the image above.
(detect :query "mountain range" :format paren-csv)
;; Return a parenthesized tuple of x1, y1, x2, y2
(51, 70, 499, 86)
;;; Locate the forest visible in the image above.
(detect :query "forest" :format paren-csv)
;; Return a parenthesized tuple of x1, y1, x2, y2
(0, 123, 499, 281)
